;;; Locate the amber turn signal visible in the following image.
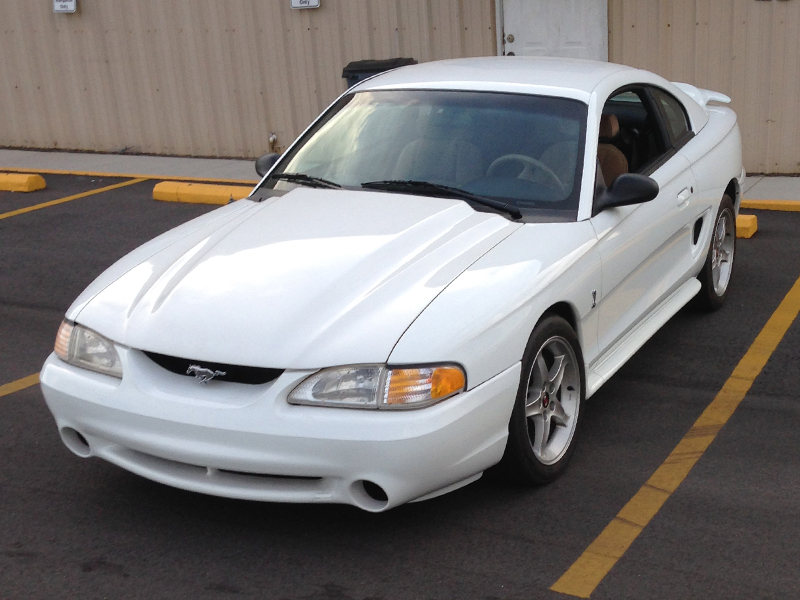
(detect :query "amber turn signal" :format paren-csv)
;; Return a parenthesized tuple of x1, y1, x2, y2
(431, 366, 466, 399)
(385, 365, 465, 408)
(54, 321, 73, 361)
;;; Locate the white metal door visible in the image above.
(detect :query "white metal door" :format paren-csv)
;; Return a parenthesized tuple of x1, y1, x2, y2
(501, 0, 608, 61)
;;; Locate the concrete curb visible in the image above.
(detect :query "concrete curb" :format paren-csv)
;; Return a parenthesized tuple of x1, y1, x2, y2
(741, 199, 800, 212)
(0, 173, 46, 192)
(153, 181, 255, 205)
(0, 166, 257, 185)
(737, 198, 800, 238)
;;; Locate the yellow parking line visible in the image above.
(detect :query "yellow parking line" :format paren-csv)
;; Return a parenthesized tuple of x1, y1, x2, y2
(0, 374, 40, 398)
(0, 177, 146, 221)
(551, 273, 800, 598)
(0, 166, 258, 186)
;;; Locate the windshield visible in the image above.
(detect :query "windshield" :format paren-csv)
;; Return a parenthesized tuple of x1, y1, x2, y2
(263, 90, 587, 219)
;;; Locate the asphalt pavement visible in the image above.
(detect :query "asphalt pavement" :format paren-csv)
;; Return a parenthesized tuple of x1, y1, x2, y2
(1, 171, 799, 600)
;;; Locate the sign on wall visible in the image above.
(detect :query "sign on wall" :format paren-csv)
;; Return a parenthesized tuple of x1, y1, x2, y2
(53, 0, 76, 13)
(291, 0, 320, 8)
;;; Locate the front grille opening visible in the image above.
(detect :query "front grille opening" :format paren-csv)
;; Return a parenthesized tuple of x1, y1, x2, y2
(218, 469, 320, 481)
(143, 351, 284, 385)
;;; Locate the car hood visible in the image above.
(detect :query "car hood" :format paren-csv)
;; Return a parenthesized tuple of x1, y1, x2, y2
(74, 188, 520, 368)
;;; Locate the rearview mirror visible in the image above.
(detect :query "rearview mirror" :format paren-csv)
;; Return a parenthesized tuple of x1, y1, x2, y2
(255, 153, 280, 177)
(594, 173, 659, 215)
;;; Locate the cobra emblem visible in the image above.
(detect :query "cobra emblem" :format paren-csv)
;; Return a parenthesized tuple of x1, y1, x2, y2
(186, 364, 227, 384)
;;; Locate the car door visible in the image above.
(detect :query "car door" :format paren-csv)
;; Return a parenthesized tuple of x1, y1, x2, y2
(590, 86, 698, 355)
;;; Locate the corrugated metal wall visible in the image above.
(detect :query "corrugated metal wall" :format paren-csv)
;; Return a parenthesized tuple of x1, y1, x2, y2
(0, 1, 496, 158)
(609, 0, 800, 174)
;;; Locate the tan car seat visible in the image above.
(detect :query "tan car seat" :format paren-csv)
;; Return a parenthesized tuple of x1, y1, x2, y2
(597, 114, 629, 187)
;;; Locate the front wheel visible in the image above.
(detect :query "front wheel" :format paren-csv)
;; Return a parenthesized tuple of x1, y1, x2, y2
(499, 315, 585, 484)
(695, 194, 736, 311)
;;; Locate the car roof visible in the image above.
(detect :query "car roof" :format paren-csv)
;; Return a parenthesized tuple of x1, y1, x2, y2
(356, 56, 636, 103)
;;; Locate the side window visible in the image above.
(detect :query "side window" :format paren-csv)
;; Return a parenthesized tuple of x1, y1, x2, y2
(650, 88, 691, 145)
(598, 88, 669, 183)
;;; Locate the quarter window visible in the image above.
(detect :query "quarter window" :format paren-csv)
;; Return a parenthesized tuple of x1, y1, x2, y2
(650, 88, 691, 144)
(600, 88, 668, 176)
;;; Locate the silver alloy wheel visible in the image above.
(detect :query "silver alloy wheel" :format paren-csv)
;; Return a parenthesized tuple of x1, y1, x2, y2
(711, 207, 735, 296)
(524, 335, 580, 465)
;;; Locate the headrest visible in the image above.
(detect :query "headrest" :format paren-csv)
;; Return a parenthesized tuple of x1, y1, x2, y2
(599, 114, 619, 138)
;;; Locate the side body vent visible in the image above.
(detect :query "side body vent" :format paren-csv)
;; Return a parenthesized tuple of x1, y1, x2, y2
(143, 351, 283, 385)
(693, 217, 704, 245)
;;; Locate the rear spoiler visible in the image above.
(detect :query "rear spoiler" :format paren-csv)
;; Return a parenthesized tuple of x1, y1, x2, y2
(672, 82, 731, 107)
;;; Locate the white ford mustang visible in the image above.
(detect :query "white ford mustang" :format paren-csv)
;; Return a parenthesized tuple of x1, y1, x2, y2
(40, 57, 743, 511)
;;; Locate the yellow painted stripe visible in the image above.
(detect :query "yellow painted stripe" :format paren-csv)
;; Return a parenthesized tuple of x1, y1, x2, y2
(0, 178, 146, 221)
(0, 166, 258, 186)
(0, 172, 46, 192)
(735, 214, 757, 238)
(153, 181, 253, 205)
(0, 374, 40, 398)
(551, 273, 800, 598)
(741, 199, 800, 212)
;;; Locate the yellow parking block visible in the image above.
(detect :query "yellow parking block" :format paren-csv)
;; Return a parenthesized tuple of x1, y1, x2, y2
(736, 214, 758, 238)
(0, 173, 46, 192)
(153, 181, 253, 205)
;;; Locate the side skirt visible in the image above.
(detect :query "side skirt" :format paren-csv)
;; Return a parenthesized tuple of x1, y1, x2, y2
(586, 278, 701, 398)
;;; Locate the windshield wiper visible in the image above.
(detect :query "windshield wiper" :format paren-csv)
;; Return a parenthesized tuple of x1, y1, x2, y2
(270, 172, 342, 189)
(361, 180, 522, 220)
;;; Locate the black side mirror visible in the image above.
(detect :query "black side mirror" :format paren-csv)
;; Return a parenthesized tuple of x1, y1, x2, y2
(594, 173, 659, 215)
(255, 153, 280, 177)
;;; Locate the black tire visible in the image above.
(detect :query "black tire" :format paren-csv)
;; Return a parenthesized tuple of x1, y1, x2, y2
(499, 314, 585, 485)
(695, 194, 736, 311)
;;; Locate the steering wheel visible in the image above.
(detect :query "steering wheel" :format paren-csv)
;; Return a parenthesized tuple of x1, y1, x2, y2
(487, 154, 566, 195)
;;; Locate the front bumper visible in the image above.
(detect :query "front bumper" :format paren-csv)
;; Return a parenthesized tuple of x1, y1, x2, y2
(40, 349, 520, 511)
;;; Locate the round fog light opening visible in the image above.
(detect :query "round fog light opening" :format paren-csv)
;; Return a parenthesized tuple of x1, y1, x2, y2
(362, 480, 388, 503)
(60, 427, 92, 458)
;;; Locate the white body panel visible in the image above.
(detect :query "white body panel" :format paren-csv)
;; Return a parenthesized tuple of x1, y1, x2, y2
(682, 107, 744, 213)
(390, 221, 601, 388)
(591, 155, 698, 354)
(74, 189, 519, 368)
(41, 57, 744, 510)
(41, 353, 520, 512)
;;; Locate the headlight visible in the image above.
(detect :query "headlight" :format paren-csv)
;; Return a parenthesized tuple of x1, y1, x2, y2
(54, 320, 123, 379)
(288, 364, 466, 410)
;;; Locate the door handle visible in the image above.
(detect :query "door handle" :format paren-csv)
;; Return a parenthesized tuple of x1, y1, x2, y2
(677, 187, 691, 204)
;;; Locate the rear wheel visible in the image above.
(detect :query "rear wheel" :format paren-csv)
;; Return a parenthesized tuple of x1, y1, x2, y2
(696, 194, 736, 311)
(500, 315, 585, 484)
